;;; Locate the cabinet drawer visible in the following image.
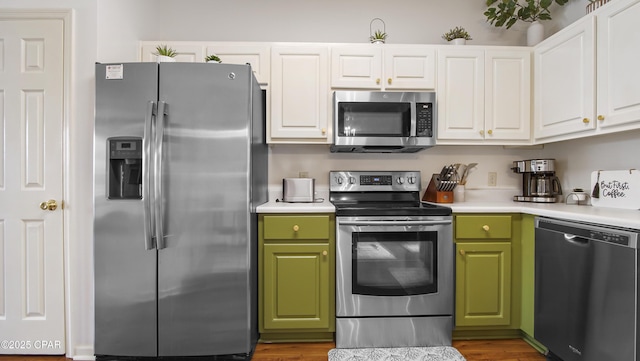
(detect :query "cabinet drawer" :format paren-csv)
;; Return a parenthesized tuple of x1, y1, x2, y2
(263, 215, 330, 240)
(456, 215, 512, 239)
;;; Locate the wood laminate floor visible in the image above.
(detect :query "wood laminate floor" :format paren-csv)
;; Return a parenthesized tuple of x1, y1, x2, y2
(0, 339, 545, 361)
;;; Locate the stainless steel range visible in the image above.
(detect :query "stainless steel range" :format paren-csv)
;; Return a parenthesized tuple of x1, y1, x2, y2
(330, 171, 454, 348)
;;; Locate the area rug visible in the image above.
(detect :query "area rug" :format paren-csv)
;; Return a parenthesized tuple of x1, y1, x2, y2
(328, 346, 466, 361)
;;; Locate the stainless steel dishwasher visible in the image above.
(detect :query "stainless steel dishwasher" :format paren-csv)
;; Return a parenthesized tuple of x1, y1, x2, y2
(535, 217, 639, 361)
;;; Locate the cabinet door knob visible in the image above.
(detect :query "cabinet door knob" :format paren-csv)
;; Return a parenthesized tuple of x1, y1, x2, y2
(459, 249, 466, 256)
(321, 128, 326, 135)
(479, 130, 484, 135)
(482, 225, 490, 232)
(598, 115, 605, 121)
(487, 129, 493, 135)
(322, 250, 328, 256)
(387, 78, 392, 85)
(583, 118, 590, 124)
(376, 78, 381, 85)
(293, 225, 299, 232)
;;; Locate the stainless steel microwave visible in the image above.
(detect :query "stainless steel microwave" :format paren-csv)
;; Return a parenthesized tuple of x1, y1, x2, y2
(330, 91, 436, 153)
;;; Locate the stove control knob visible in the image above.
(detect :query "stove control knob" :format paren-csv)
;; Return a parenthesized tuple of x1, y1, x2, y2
(397, 177, 405, 184)
(408, 176, 416, 184)
(349, 177, 356, 184)
(336, 177, 343, 185)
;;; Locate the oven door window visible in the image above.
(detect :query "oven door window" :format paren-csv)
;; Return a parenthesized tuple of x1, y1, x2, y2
(352, 231, 437, 296)
(338, 102, 411, 137)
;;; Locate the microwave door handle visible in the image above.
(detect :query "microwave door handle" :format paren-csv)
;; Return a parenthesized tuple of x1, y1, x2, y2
(142, 101, 156, 251)
(155, 101, 167, 250)
(410, 102, 417, 136)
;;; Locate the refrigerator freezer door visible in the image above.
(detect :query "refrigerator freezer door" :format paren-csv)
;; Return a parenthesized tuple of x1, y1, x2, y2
(94, 63, 159, 357)
(156, 63, 257, 356)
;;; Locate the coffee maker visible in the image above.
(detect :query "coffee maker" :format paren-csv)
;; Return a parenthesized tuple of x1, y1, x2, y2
(511, 159, 562, 203)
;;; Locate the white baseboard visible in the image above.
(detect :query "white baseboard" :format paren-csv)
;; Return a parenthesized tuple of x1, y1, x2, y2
(71, 345, 95, 360)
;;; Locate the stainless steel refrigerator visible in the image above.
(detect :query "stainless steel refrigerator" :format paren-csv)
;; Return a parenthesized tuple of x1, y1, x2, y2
(93, 62, 267, 359)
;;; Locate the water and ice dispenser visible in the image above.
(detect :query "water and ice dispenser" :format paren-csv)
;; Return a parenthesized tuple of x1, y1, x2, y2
(108, 137, 142, 199)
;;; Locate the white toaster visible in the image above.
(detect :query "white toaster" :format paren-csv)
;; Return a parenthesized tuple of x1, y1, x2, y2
(282, 178, 315, 203)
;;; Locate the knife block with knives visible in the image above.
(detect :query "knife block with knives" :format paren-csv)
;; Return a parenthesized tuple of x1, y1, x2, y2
(422, 173, 455, 203)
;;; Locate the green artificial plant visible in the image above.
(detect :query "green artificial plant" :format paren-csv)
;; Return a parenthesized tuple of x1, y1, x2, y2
(155, 44, 177, 57)
(484, 0, 570, 29)
(442, 26, 473, 41)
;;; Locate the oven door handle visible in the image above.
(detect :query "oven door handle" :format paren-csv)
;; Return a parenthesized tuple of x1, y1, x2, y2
(340, 220, 451, 226)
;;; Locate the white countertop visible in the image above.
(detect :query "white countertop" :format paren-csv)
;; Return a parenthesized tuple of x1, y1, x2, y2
(448, 201, 640, 229)
(256, 187, 640, 229)
(256, 199, 335, 213)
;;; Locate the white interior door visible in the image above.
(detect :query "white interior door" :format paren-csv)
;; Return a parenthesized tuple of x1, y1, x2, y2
(0, 18, 65, 354)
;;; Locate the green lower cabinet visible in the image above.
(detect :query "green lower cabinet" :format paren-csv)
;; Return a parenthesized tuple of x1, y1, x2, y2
(453, 213, 523, 339)
(263, 243, 330, 330)
(258, 213, 335, 342)
(455, 242, 512, 327)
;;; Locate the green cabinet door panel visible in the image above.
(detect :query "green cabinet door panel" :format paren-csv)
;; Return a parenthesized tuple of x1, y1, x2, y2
(263, 243, 329, 330)
(263, 215, 330, 240)
(456, 242, 512, 327)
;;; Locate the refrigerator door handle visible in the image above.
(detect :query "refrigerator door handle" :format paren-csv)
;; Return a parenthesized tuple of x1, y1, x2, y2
(143, 101, 157, 250)
(155, 101, 167, 249)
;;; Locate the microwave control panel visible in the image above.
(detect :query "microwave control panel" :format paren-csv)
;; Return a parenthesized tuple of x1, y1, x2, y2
(416, 103, 433, 137)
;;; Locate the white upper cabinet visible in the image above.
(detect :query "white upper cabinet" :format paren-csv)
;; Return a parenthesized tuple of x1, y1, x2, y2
(596, 0, 640, 132)
(331, 45, 436, 90)
(437, 48, 485, 142)
(533, 17, 596, 142)
(269, 44, 330, 143)
(534, 0, 640, 143)
(437, 47, 531, 144)
(485, 49, 532, 141)
(206, 43, 270, 84)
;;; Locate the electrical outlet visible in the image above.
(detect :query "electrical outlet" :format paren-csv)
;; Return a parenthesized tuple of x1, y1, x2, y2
(488, 172, 497, 187)
(299, 171, 309, 178)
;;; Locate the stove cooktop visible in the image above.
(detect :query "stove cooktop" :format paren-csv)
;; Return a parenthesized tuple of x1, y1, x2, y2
(329, 171, 452, 217)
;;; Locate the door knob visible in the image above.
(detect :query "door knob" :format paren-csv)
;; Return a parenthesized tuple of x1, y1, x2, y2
(40, 199, 58, 211)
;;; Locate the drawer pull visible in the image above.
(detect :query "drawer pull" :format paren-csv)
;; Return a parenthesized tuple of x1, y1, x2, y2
(459, 249, 466, 256)
(322, 250, 328, 256)
(482, 225, 490, 232)
(293, 225, 299, 232)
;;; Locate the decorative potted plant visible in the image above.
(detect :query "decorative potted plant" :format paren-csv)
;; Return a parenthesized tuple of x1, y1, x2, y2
(370, 29, 387, 44)
(155, 45, 177, 63)
(442, 26, 472, 45)
(484, 0, 569, 46)
(205, 54, 221, 63)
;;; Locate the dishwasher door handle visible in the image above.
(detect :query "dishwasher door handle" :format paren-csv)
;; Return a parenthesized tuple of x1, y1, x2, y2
(564, 233, 590, 247)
